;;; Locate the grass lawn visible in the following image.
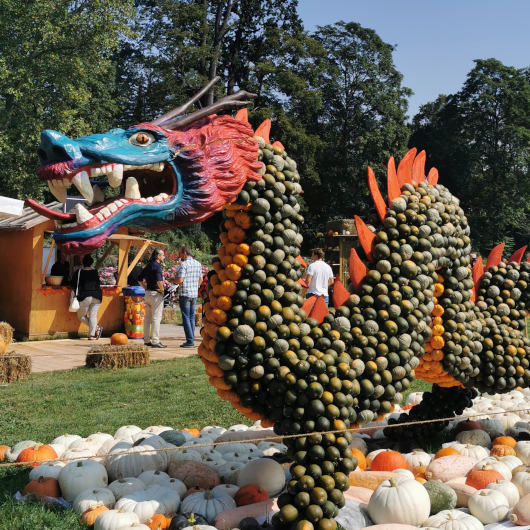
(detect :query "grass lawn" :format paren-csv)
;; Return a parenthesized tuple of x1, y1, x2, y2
(0, 357, 430, 529)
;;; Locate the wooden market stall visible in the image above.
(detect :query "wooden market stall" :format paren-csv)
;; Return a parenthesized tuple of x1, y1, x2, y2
(0, 202, 167, 340)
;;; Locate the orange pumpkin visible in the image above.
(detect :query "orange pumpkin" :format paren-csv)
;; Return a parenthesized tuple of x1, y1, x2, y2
(210, 309, 227, 326)
(219, 232, 229, 246)
(433, 283, 444, 297)
(432, 304, 444, 317)
(110, 333, 128, 345)
(415, 476, 427, 484)
(219, 280, 237, 297)
(351, 448, 367, 471)
(431, 349, 444, 361)
(181, 428, 200, 437)
(0, 341, 6, 354)
(434, 447, 462, 460)
(147, 513, 169, 530)
(465, 466, 504, 489)
(183, 484, 205, 498)
(23, 476, 61, 497)
(232, 254, 249, 267)
(370, 450, 407, 472)
(237, 243, 251, 256)
(224, 218, 237, 230)
(16, 444, 57, 467)
(218, 246, 227, 259)
(210, 274, 219, 287)
(234, 484, 270, 506)
(413, 464, 428, 479)
(213, 261, 223, 272)
(217, 296, 232, 311)
(220, 255, 233, 268)
(217, 269, 228, 282)
(81, 504, 109, 526)
(0, 445, 9, 462)
(432, 325, 445, 336)
(492, 436, 517, 448)
(234, 211, 251, 229)
(431, 335, 445, 349)
(490, 444, 516, 457)
(225, 263, 242, 280)
(228, 226, 246, 244)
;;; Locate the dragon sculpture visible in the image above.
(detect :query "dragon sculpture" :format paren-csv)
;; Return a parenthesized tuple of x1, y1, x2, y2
(27, 80, 530, 530)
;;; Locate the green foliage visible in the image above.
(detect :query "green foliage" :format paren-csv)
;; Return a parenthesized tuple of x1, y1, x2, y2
(410, 58, 530, 255)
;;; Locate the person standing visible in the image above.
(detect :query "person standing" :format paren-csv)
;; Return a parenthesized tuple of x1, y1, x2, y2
(51, 249, 70, 286)
(174, 246, 202, 347)
(71, 254, 103, 340)
(138, 248, 167, 348)
(306, 248, 334, 306)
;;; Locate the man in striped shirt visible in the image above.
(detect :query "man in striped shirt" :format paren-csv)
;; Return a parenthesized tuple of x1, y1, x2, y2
(174, 246, 203, 347)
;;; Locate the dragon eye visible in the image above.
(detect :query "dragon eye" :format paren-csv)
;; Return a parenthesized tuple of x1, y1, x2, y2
(129, 131, 155, 146)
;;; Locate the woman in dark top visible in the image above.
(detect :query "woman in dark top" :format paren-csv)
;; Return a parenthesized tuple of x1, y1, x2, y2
(71, 254, 103, 340)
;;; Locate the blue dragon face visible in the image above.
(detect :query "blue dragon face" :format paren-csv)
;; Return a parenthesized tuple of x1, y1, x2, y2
(27, 118, 260, 255)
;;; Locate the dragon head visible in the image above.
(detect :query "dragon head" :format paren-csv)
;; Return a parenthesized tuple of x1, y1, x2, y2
(27, 85, 261, 255)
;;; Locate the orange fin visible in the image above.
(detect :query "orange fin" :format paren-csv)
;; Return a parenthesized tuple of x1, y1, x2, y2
(234, 108, 248, 122)
(297, 278, 308, 288)
(308, 295, 329, 324)
(367, 167, 386, 223)
(508, 245, 527, 265)
(254, 120, 271, 144)
(354, 215, 376, 263)
(301, 295, 317, 316)
(427, 167, 439, 186)
(397, 148, 417, 186)
(296, 255, 308, 268)
(349, 248, 369, 293)
(412, 150, 426, 184)
(387, 159, 401, 207)
(272, 141, 285, 150)
(471, 256, 484, 302)
(388, 157, 398, 186)
(332, 277, 350, 309)
(485, 242, 505, 272)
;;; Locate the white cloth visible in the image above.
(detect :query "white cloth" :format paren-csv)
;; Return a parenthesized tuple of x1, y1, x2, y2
(144, 290, 164, 345)
(77, 296, 101, 337)
(307, 260, 333, 296)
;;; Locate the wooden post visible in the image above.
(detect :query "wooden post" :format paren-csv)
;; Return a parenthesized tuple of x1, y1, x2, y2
(41, 239, 56, 285)
(117, 240, 131, 287)
(127, 240, 150, 275)
(95, 243, 115, 271)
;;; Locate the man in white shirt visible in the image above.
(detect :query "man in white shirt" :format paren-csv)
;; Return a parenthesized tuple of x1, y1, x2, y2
(306, 248, 334, 306)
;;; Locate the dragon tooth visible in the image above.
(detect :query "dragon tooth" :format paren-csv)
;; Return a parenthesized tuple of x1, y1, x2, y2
(100, 207, 111, 218)
(90, 168, 100, 177)
(146, 197, 154, 203)
(125, 177, 141, 199)
(72, 171, 94, 202)
(109, 164, 123, 188)
(54, 220, 62, 229)
(74, 203, 93, 224)
(48, 181, 67, 203)
(108, 203, 118, 213)
(157, 163, 165, 172)
(154, 195, 163, 202)
(96, 212, 104, 221)
(115, 200, 123, 207)
(63, 178, 71, 187)
(140, 198, 147, 203)
(121, 199, 129, 203)
(91, 184, 105, 204)
(160, 193, 168, 199)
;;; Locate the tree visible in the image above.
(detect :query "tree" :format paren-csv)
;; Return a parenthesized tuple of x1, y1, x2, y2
(0, 0, 135, 200)
(410, 59, 530, 254)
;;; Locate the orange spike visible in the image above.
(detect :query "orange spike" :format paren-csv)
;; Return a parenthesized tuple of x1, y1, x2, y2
(412, 150, 426, 184)
(485, 242, 505, 272)
(471, 256, 484, 303)
(254, 120, 271, 144)
(396, 148, 417, 186)
(387, 160, 401, 207)
(354, 215, 376, 263)
(427, 167, 439, 185)
(367, 167, 386, 223)
(297, 277, 308, 288)
(387, 156, 397, 185)
(234, 108, 248, 122)
(308, 295, 329, 324)
(301, 295, 318, 317)
(332, 277, 350, 309)
(272, 141, 285, 150)
(296, 254, 308, 268)
(508, 245, 527, 265)
(349, 248, 369, 293)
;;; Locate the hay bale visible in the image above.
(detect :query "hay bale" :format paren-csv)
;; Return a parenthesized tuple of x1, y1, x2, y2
(86, 343, 150, 369)
(162, 308, 178, 323)
(0, 354, 31, 383)
(0, 322, 14, 345)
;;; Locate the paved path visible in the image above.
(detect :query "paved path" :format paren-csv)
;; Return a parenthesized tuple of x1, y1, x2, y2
(9, 325, 200, 373)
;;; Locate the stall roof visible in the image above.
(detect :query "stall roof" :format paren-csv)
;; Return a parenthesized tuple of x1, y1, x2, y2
(0, 202, 62, 231)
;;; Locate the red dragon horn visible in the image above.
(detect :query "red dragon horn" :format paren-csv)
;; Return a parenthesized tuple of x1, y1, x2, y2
(234, 108, 248, 122)
(387, 158, 401, 207)
(471, 256, 484, 302)
(349, 248, 369, 293)
(332, 277, 350, 309)
(427, 167, 439, 185)
(396, 148, 417, 186)
(272, 141, 285, 150)
(508, 246, 527, 265)
(367, 167, 386, 223)
(254, 120, 271, 144)
(354, 215, 376, 264)
(485, 242, 505, 272)
(412, 150, 426, 184)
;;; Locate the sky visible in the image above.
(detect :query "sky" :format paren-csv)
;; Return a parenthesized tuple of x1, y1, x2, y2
(298, 0, 530, 119)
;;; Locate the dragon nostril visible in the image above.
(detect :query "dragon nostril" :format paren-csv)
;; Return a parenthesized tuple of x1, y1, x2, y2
(52, 145, 69, 159)
(37, 148, 48, 162)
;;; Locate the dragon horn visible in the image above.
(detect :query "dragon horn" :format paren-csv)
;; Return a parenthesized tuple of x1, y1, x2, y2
(427, 167, 439, 185)
(234, 108, 249, 122)
(508, 245, 527, 265)
(272, 141, 285, 150)
(387, 157, 401, 207)
(349, 248, 369, 293)
(472, 256, 484, 301)
(396, 148, 417, 186)
(254, 120, 271, 144)
(412, 150, 426, 184)
(332, 276, 350, 308)
(485, 242, 505, 272)
(367, 167, 386, 223)
(354, 215, 376, 264)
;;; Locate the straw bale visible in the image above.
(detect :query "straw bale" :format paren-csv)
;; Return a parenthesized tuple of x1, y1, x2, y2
(0, 322, 14, 345)
(86, 343, 150, 369)
(0, 354, 31, 383)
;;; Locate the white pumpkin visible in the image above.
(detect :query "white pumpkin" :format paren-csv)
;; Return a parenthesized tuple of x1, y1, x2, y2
(202, 457, 227, 472)
(515, 441, 530, 464)
(108, 478, 147, 501)
(63, 447, 97, 461)
(222, 452, 255, 464)
(236, 458, 286, 496)
(116, 524, 150, 530)
(181, 439, 215, 456)
(69, 438, 103, 453)
(51, 434, 82, 448)
(136, 470, 170, 486)
(450, 444, 488, 461)
(105, 438, 168, 481)
(158, 477, 187, 497)
(200, 426, 226, 438)
(477, 419, 505, 438)
(130, 434, 169, 448)
(424, 509, 483, 530)
(180, 489, 236, 524)
(473, 459, 511, 480)
(256, 441, 285, 452)
(94, 509, 140, 530)
(468, 489, 509, 524)
(228, 424, 248, 432)
(239, 443, 260, 453)
(88, 433, 114, 445)
(506, 427, 530, 438)
(492, 399, 518, 410)
(367, 476, 430, 526)
(114, 425, 142, 439)
(498, 455, 523, 471)
(73, 487, 116, 513)
(219, 462, 245, 484)
(49, 444, 65, 458)
(98, 439, 129, 458)
(179, 431, 194, 442)
(462, 407, 477, 418)
(405, 392, 423, 406)
(509, 390, 525, 400)
(455, 430, 491, 447)
(115, 484, 180, 523)
(29, 461, 65, 481)
(181, 526, 217, 530)
(402, 450, 431, 471)
(167, 448, 202, 465)
(351, 437, 368, 456)
(200, 449, 224, 461)
(392, 469, 415, 479)
(59, 460, 109, 502)
(486, 479, 520, 507)
(495, 413, 521, 430)
(511, 470, 530, 496)
(211, 484, 239, 499)
(215, 443, 247, 455)
(139, 426, 173, 436)
(516, 421, 530, 430)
